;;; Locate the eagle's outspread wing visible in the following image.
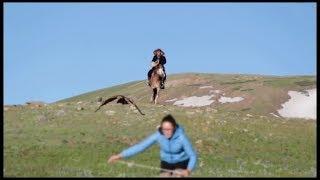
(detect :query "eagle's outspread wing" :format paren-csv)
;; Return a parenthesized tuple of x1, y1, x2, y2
(94, 95, 145, 115)
(94, 95, 119, 112)
(124, 96, 145, 115)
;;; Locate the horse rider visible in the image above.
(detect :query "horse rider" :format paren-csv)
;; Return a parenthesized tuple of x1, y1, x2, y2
(146, 48, 167, 89)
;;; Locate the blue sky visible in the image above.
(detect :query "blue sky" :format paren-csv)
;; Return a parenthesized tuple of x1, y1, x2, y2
(4, 3, 316, 105)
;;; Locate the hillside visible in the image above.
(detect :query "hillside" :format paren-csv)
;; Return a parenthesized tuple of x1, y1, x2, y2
(4, 73, 316, 177)
(56, 73, 316, 119)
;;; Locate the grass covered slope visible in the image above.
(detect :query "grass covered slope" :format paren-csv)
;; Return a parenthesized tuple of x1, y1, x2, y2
(4, 73, 316, 177)
(56, 73, 316, 117)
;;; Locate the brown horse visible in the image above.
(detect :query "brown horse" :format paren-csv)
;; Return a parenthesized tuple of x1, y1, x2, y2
(149, 60, 165, 104)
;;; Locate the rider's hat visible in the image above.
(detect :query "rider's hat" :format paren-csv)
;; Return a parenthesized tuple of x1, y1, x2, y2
(153, 48, 165, 56)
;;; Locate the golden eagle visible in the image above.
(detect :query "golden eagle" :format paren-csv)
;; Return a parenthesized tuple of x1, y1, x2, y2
(94, 95, 145, 115)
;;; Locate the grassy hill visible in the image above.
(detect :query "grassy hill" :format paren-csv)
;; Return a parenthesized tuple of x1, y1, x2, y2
(4, 73, 316, 177)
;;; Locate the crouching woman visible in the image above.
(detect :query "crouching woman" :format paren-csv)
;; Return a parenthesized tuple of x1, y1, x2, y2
(107, 114, 197, 177)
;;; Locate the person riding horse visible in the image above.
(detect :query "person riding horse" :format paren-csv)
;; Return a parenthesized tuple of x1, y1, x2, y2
(147, 49, 167, 89)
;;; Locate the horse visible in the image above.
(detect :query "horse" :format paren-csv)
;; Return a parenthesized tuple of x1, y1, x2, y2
(149, 60, 165, 104)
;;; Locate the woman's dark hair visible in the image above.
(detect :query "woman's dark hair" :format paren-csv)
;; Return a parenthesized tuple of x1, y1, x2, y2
(159, 114, 178, 134)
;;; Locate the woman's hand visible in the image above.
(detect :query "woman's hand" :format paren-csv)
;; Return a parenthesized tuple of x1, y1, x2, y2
(107, 154, 122, 164)
(180, 169, 191, 177)
(174, 169, 191, 177)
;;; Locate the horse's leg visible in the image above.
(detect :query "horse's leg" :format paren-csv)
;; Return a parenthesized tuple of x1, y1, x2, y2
(154, 88, 159, 105)
(150, 89, 154, 103)
(154, 88, 158, 104)
(150, 88, 156, 103)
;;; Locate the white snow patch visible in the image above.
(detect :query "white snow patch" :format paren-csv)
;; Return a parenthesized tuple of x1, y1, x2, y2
(173, 95, 215, 107)
(277, 88, 316, 120)
(209, 89, 221, 94)
(199, 85, 213, 89)
(218, 96, 244, 104)
(165, 98, 178, 102)
(270, 113, 279, 118)
(246, 114, 253, 117)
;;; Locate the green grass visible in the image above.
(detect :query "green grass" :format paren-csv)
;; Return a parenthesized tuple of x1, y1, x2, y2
(294, 80, 316, 87)
(232, 86, 242, 91)
(220, 79, 257, 85)
(240, 88, 254, 92)
(4, 103, 316, 177)
(262, 77, 316, 89)
(55, 81, 142, 104)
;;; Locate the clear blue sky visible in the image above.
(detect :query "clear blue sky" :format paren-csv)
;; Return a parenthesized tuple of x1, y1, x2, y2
(4, 3, 316, 105)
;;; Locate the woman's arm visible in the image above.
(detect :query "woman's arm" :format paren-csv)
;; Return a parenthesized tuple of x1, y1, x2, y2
(181, 135, 197, 172)
(120, 132, 158, 159)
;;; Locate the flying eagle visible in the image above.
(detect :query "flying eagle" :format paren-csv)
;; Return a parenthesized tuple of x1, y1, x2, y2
(94, 95, 145, 115)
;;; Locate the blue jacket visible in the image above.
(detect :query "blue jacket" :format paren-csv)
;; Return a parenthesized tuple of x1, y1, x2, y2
(120, 125, 197, 171)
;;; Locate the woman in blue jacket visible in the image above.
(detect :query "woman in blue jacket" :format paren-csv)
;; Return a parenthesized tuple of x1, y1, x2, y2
(108, 114, 197, 177)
